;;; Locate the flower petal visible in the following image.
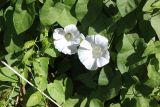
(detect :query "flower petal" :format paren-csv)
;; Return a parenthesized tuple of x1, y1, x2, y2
(97, 57, 109, 67)
(54, 39, 67, 52)
(78, 44, 98, 70)
(83, 57, 98, 70)
(80, 33, 85, 40)
(64, 24, 80, 37)
(79, 39, 92, 50)
(85, 35, 95, 45)
(78, 50, 97, 70)
(95, 34, 109, 49)
(53, 28, 65, 40)
(78, 49, 92, 63)
(97, 51, 110, 67)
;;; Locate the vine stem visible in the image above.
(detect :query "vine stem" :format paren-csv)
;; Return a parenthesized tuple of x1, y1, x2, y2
(1, 61, 61, 107)
(108, 34, 115, 48)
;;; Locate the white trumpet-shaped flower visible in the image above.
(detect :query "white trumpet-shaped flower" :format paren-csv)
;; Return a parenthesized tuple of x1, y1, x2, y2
(53, 24, 84, 55)
(78, 34, 110, 70)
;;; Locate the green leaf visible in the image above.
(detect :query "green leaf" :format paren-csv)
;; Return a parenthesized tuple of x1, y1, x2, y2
(33, 57, 49, 77)
(62, 98, 79, 107)
(90, 67, 122, 102)
(40, 0, 59, 26)
(89, 98, 103, 107)
(57, 6, 77, 27)
(143, 41, 160, 56)
(75, 0, 89, 21)
(0, 67, 18, 82)
(41, 36, 59, 57)
(98, 68, 109, 86)
(145, 58, 160, 87)
(121, 85, 151, 107)
(13, 0, 35, 34)
(75, 0, 103, 28)
(35, 76, 48, 91)
(44, 48, 58, 57)
(151, 13, 160, 39)
(40, 1, 76, 26)
(4, 6, 22, 53)
(152, 1, 160, 8)
(22, 48, 34, 64)
(23, 40, 35, 50)
(21, 67, 28, 86)
(117, 34, 139, 73)
(116, 0, 141, 17)
(47, 80, 65, 105)
(143, 0, 155, 12)
(0, 10, 5, 32)
(109, 103, 121, 107)
(5, 52, 22, 65)
(47, 76, 73, 105)
(138, 19, 155, 41)
(117, 34, 147, 74)
(64, 0, 76, 7)
(26, 0, 36, 4)
(80, 98, 88, 107)
(26, 91, 42, 107)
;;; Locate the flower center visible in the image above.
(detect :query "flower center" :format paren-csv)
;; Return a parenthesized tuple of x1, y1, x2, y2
(65, 33, 73, 41)
(92, 45, 102, 58)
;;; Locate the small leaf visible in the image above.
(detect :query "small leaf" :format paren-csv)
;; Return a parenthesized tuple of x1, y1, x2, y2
(44, 48, 58, 57)
(62, 98, 79, 107)
(116, 0, 141, 17)
(145, 58, 160, 87)
(47, 80, 65, 104)
(0, 67, 18, 82)
(151, 13, 160, 39)
(98, 68, 109, 86)
(23, 40, 35, 49)
(89, 98, 103, 107)
(21, 67, 28, 86)
(109, 103, 121, 107)
(35, 76, 48, 91)
(80, 98, 88, 107)
(64, 0, 76, 7)
(26, 91, 42, 107)
(152, 1, 160, 8)
(143, 41, 160, 56)
(22, 48, 34, 63)
(143, 0, 155, 12)
(33, 57, 49, 77)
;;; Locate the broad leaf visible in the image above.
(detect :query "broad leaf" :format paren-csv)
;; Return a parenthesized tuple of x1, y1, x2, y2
(26, 91, 42, 106)
(116, 0, 141, 17)
(98, 68, 109, 86)
(13, 0, 35, 34)
(33, 57, 49, 77)
(151, 13, 160, 39)
(62, 98, 79, 107)
(89, 98, 103, 107)
(0, 67, 18, 82)
(47, 80, 65, 105)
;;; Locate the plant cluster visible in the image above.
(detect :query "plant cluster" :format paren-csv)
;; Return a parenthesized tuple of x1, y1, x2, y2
(0, 0, 160, 107)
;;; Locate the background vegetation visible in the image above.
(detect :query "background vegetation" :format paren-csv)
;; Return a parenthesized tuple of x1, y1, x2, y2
(0, 0, 160, 106)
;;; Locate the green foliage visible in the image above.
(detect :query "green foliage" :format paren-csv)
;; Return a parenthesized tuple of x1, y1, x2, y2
(26, 91, 43, 106)
(0, 0, 160, 106)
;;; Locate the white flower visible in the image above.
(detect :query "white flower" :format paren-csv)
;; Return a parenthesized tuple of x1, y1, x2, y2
(53, 24, 84, 55)
(78, 34, 110, 70)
